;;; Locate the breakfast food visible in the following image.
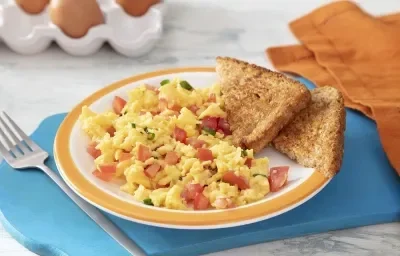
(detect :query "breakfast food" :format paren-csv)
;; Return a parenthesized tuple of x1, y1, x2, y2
(272, 87, 346, 178)
(78, 56, 346, 211)
(79, 78, 290, 210)
(216, 57, 311, 153)
(49, 0, 104, 39)
(15, 0, 50, 14)
(117, 0, 161, 17)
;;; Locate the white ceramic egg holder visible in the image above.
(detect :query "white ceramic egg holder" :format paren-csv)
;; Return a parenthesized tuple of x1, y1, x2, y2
(0, 0, 165, 57)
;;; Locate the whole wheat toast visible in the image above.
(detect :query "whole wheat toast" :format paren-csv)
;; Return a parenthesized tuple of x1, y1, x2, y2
(272, 86, 346, 178)
(216, 56, 311, 152)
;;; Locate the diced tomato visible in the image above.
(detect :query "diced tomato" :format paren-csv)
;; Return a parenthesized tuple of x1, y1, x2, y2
(165, 151, 180, 165)
(119, 152, 132, 162)
(112, 96, 126, 115)
(245, 158, 252, 168)
(170, 104, 182, 112)
(228, 202, 236, 208)
(98, 163, 117, 174)
(107, 126, 116, 137)
(173, 127, 187, 143)
(193, 193, 209, 210)
(181, 183, 204, 201)
(144, 164, 161, 178)
(196, 148, 213, 162)
(87, 142, 101, 159)
(201, 116, 218, 130)
(269, 166, 289, 192)
(156, 183, 170, 189)
(150, 110, 161, 116)
(158, 98, 168, 111)
(208, 93, 216, 103)
(145, 84, 159, 93)
(222, 171, 249, 190)
(188, 105, 199, 114)
(217, 118, 232, 135)
(186, 138, 207, 149)
(138, 144, 152, 162)
(92, 169, 113, 182)
(158, 98, 181, 112)
(216, 129, 224, 134)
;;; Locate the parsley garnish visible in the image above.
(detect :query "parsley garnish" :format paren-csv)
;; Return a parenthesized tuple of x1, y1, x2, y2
(131, 123, 136, 128)
(160, 79, 170, 86)
(142, 127, 155, 140)
(143, 198, 154, 206)
(203, 127, 216, 136)
(241, 149, 247, 157)
(179, 80, 194, 91)
(147, 133, 155, 140)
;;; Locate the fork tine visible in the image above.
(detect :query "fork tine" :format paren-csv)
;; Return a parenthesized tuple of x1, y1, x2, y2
(0, 127, 13, 150)
(0, 124, 22, 157)
(0, 114, 31, 155)
(0, 112, 40, 151)
(0, 139, 14, 162)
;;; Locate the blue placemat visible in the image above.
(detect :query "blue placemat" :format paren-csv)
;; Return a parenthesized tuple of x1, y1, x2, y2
(0, 78, 400, 256)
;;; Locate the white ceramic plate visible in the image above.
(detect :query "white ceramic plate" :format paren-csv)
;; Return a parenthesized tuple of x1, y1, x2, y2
(54, 67, 331, 229)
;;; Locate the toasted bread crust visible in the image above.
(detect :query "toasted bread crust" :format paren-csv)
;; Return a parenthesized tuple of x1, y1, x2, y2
(216, 56, 311, 152)
(272, 87, 346, 178)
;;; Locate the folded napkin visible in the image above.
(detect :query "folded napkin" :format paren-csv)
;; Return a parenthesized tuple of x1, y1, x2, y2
(266, 1, 400, 175)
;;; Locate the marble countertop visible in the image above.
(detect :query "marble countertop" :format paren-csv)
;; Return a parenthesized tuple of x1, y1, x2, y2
(1, 0, 400, 255)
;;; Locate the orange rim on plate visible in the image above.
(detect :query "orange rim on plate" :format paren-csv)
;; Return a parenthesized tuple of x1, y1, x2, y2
(54, 67, 328, 227)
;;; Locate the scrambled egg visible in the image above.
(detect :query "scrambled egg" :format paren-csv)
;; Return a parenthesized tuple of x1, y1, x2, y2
(79, 78, 271, 210)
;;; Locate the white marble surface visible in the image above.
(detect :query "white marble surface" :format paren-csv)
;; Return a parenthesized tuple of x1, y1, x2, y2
(1, 0, 400, 255)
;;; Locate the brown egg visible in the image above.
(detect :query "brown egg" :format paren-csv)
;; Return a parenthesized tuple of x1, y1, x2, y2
(49, 0, 104, 39)
(15, 0, 50, 15)
(116, 0, 161, 17)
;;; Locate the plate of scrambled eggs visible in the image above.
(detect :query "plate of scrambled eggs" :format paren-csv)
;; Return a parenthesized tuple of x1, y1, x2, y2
(54, 67, 330, 229)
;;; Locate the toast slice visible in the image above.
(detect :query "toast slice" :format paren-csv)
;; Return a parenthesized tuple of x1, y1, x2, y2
(272, 86, 346, 178)
(216, 56, 311, 152)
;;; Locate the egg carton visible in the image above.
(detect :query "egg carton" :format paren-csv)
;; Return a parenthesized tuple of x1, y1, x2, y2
(0, 0, 165, 57)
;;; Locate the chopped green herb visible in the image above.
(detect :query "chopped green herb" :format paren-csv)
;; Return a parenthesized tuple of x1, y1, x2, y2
(241, 149, 247, 157)
(178, 176, 183, 181)
(144, 127, 150, 133)
(252, 174, 268, 178)
(160, 79, 170, 86)
(203, 127, 216, 136)
(131, 123, 136, 128)
(123, 111, 128, 115)
(143, 198, 154, 206)
(153, 156, 159, 159)
(147, 133, 155, 140)
(179, 80, 194, 91)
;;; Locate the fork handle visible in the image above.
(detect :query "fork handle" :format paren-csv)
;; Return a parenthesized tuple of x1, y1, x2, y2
(37, 164, 146, 256)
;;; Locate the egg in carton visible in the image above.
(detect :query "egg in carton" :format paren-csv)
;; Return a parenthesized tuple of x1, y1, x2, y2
(0, 0, 165, 57)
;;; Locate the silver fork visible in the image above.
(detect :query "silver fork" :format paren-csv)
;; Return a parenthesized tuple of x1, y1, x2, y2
(0, 111, 146, 256)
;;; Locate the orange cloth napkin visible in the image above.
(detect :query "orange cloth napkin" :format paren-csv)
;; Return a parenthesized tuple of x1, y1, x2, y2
(266, 1, 400, 175)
